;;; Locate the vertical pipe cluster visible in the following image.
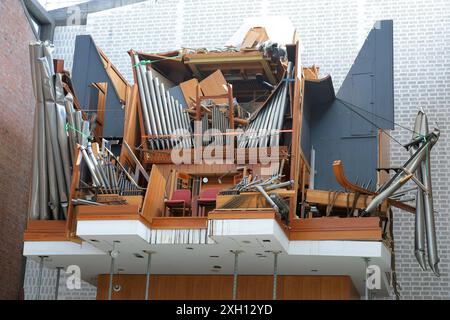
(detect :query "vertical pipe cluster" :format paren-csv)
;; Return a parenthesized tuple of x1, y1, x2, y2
(364, 111, 440, 276)
(79, 143, 143, 196)
(410, 111, 440, 276)
(134, 55, 192, 150)
(212, 106, 229, 145)
(237, 62, 293, 149)
(29, 42, 87, 220)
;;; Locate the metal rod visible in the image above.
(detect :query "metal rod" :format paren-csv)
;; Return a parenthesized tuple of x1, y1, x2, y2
(272, 251, 280, 300)
(231, 250, 242, 300)
(364, 257, 370, 300)
(54, 267, 62, 300)
(108, 242, 119, 300)
(37, 256, 45, 300)
(256, 185, 279, 212)
(144, 251, 154, 300)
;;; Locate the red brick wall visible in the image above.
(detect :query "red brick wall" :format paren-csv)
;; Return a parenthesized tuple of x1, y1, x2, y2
(0, 0, 37, 300)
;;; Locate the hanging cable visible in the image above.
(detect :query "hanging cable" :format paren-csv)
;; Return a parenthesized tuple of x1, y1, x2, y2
(336, 98, 421, 135)
(335, 99, 405, 148)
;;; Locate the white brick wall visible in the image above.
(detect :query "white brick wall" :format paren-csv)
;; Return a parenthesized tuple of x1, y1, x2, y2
(27, 0, 450, 299)
(24, 259, 97, 300)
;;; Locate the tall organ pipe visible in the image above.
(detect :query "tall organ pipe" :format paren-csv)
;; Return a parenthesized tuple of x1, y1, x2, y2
(146, 71, 167, 149)
(133, 54, 154, 148)
(411, 111, 427, 271)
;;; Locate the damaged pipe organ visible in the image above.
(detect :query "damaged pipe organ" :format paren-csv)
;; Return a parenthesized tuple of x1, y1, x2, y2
(24, 20, 443, 301)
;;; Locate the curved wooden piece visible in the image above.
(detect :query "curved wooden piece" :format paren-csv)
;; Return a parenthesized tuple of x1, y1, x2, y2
(333, 160, 416, 214)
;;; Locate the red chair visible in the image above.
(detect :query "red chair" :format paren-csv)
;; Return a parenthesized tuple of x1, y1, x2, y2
(197, 188, 221, 217)
(164, 189, 192, 217)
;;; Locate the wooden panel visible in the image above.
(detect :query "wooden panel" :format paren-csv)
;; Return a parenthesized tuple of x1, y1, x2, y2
(141, 165, 167, 220)
(208, 210, 276, 220)
(289, 42, 305, 223)
(199, 70, 228, 104)
(92, 82, 107, 141)
(120, 85, 139, 166)
(23, 220, 68, 242)
(66, 148, 82, 239)
(241, 27, 269, 49)
(98, 47, 129, 102)
(179, 78, 201, 107)
(76, 204, 139, 216)
(289, 217, 382, 241)
(378, 129, 391, 186)
(96, 274, 359, 300)
(150, 217, 208, 229)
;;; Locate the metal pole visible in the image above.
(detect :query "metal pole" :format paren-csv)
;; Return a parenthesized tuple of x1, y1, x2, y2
(54, 267, 62, 300)
(364, 257, 370, 300)
(108, 242, 119, 300)
(272, 251, 280, 300)
(231, 250, 243, 300)
(36, 256, 46, 300)
(144, 251, 154, 300)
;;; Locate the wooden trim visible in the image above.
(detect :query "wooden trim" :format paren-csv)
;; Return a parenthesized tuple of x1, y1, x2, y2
(66, 147, 82, 239)
(24, 220, 69, 242)
(289, 42, 305, 223)
(150, 217, 208, 229)
(208, 210, 276, 220)
(24, 233, 69, 242)
(289, 217, 382, 241)
(76, 205, 151, 229)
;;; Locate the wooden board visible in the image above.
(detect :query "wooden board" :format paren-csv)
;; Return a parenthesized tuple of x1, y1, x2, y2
(199, 69, 228, 104)
(241, 27, 269, 49)
(141, 165, 167, 220)
(150, 217, 208, 229)
(23, 220, 68, 242)
(289, 217, 382, 241)
(179, 78, 201, 108)
(96, 274, 359, 300)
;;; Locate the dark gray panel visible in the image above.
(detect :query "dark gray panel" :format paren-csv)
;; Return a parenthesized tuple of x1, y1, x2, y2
(303, 20, 393, 190)
(338, 20, 394, 129)
(72, 35, 124, 138)
(168, 86, 187, 108)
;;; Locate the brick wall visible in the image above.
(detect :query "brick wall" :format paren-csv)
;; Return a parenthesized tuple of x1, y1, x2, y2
(0, 0, 37, 300)
(24, 259, 97, 300)
(25, 0, 450, 299)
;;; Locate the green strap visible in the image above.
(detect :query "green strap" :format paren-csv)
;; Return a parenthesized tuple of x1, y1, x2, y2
(65, 122, 91, 139)
(134, 54, 182, 67)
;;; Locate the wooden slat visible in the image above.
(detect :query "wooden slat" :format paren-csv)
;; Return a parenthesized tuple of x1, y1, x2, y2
(120, 84, 139, 166)
(150, 217, 208, 229)
(66, 147, 82, 240)
(208, 210, 276, 220)
(141, 165, 167, 220)
(199, 69, 228, 104)
(179, 78, 201, 108)
(23, 220, 68, 242)
(289, 42, 305, 224)
(289, 217, 382, 241)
